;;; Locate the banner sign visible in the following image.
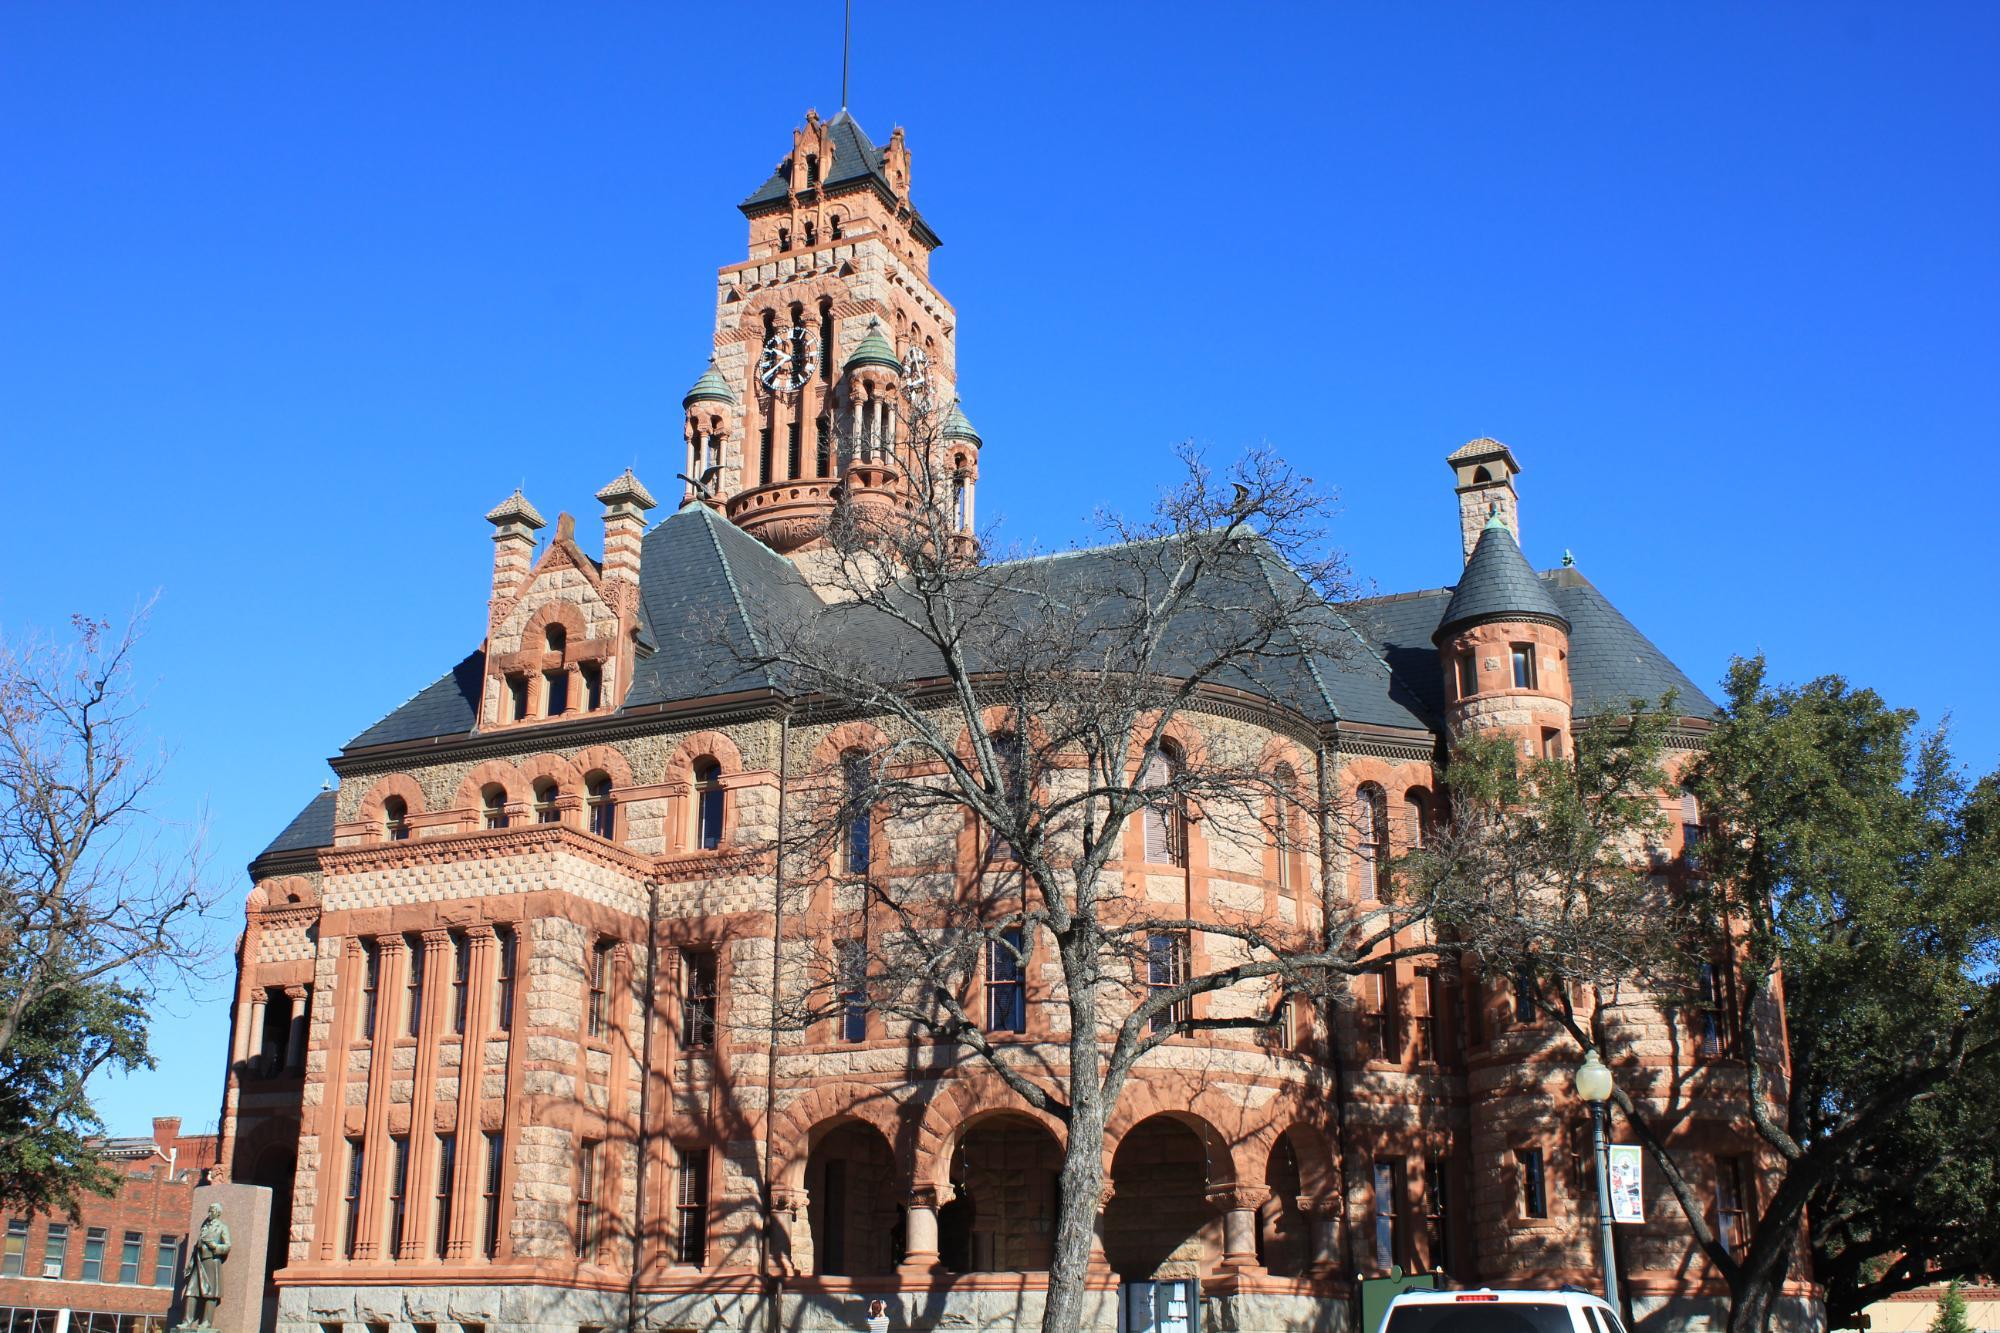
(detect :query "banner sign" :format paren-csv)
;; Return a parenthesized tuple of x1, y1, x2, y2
(1608, 1144, 1644, 1223)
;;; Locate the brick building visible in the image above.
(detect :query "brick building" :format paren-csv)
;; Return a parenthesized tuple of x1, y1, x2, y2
(220, 108, 1808, 1332)
(0, 1118, 218, 1333)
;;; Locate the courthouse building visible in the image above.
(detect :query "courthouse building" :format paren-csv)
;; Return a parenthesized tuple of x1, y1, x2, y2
(221, 108, 1804, 1332)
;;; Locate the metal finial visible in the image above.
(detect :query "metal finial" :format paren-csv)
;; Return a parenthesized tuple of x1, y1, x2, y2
(841, 0, 852, 110)
(1562, 549, 1576, 568)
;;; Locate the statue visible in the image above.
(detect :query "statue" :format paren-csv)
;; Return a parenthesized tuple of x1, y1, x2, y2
(179, 1204, 232, 1330)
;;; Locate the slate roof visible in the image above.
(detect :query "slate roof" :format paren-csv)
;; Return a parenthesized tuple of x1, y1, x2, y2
(1436, 520, 1567, 640)
(253, 789, 335, 863)
(741, 111, 896, 211)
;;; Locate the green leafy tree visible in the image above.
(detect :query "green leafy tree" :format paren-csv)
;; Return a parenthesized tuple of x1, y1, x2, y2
(1927, 1280, 1973, 1333)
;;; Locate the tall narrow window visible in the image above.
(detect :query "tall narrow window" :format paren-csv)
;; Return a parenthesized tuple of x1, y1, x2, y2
(482, 1131, 505, 1258)
(815, 417, 831, 477)
(777, 225, 790, 253)
(838, 939, 867, 1043)
(1513, 965, 1539, 1025)
(1542, 727, 1564, 760)
(674, 1146, 709, 1268)
(574, 1139, 601, 1260)
(1141, 746, 1186, 866)
(534, 779, 561, 825)
(1423, 1156, 1451, 1272)
(1405, 789, 1431, 849)
(804, 218, 817, 245)
(343, 1140, 366, 1258)
(383, 795, 410, 841)
(1356, 785, 1391, 896)
(1519, 1147, 1548, 1219)
(434, 1134, 457, 1259)
(829, 213, 842, 241)
(1457, 652, 1478, 699)
(1, 1219, 25, 1276)
(805, 153, 820, 187)
(544, 671, 569, 717)
(1715, 1157, 1749, 1260)
(988, 732, 1023, 863)
(494, 927, 517, 1032)
(151, 1234, 179, 1287)
(587, 775, 615, 838)
(787, 419, 802, 479)
(1681, 788, 1703, 870)
(580, 662, 603, 712)
(451, 932, 469, 1036)
(405, 936, 425, 1038)
(387, 1135, 411, 1258)
(694, 761, 725, 850)
(818, 299, 835, 379)
(1373, 1158, 1405, 1272)
(1274, 764, 1299, 896)
(842, 750, 871, 875)
(508, 675, 529, 722)
(80, 1227, 106, 1282)
(482, 784, 509, 830)
(1147, 933, 1190, 1035)
(1414, 969, 1439, 1064)
(1362, 967, 1395, 1061)
(587, 940, 615, 1039)
(1511, 644, 1537, 690)
(986, 929, 1026, 1033)
(360, 940, 381, 1040)
(1698, 958, 1734, 1059)
(952, 477, 967, 531)
(43, 1222, 69, 1278)
(681, 949, 717, 1050)
(759, 425, 773, 485)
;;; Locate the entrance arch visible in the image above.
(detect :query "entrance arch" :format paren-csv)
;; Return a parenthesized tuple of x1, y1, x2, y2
(1105, 1114, 1226, 1281)
(1257, 1132, 1310, 1276)
(806, 1119, 900, 1276)
(936, 1112, 1062, 1273)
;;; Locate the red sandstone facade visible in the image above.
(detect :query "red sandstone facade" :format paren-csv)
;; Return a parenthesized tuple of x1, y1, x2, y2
(219, 110, 1804, 1333)
(0, 1119, 219, 1333)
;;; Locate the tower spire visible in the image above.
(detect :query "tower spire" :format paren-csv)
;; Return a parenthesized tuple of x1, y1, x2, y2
(841, 0, 852, 111)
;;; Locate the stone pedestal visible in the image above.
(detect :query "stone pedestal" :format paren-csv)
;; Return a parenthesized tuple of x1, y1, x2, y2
(174, 1183, 273, 1333)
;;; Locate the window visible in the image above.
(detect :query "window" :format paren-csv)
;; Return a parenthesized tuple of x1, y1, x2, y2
(580, 662, 603, 712)
(360, 939, 381, 1040)
(986, 929, 1027, 1033)
(587, 939, 615, 1040)
(804, 219, 817, 246)
(842, 751, 871, 876)
(534, 779, 561, 825)
(1715, 1156, 1749, 1260)
(1274, 764, 1299, 896)
(674, 1146, 709, 1267)
(829, 213, 843, 241)
(1457, 652, 1478, 699)
(838, 939, 867, 1044)
(988, 732, 1024, 863)
(483, 1131, 506, 1258)
(494, 927, 517, 1031)
(1356, 785, 1390, 896)
(1519, 1147, 1548, 1218)
(153, 1234, 178, 1287)
(80, 1227, 106, 1282)
(1141, 746, 1186, 866)
(508, 674, 529, 721)
(434, 1133, 456, 1259)
(451, 931, 469, 1035)
(1513, 965, 1539, 1025)
(43, 1222, 68, 1278)
(405, 935, 425, 1037)
(482, 784, 509, 830)
(545, 625, 565, 654)
(383, 795, 410, 841)
(1423, 1155, 1450, 1272)
(777, 226, 791, 253)
(681, 949, 717, 1049)
(1147, 933, 1190, 1036)
(1542, 728, 1563, 760)
(816, 417, 832, 477)
(387, 1135, 411, 1258)
(694, 761, 725, 850)
(758, 425, 773, 485)
(805, 153, 819, 187)
(343, 1139, 365, 1258)
(1373, 1158, 1405, 1271)
(118, 1231, 141, 1284)
(1414, 969, 1440, 1064)
(587, 775, 615, 839)
(819, 299, 835, 379)
(544, 671, 568, 717)
(787, 419, 802, 479)
(1681, 787, 1703, 868)
(1362, 967, 1396, 1061)
(1511, 644, 1537, 690)
(952, 476, 967, 530)
(1, 1219, 23, 1275)
(1697, 958, 1734, 1059)
(1405, 789, 1431, 849)
(574, 1139, 601, 1260)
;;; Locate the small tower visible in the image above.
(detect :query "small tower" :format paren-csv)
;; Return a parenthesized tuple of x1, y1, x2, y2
(682, 360, 737, 507)
(484, 489, 546, 638)
(1448, 438, 1521, 565)
(942, 402, 982, 546)
(1433, 513, 1574, 762)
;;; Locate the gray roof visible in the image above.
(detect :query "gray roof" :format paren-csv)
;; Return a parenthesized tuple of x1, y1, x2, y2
(742, 111, 894, 211)
(1435, 520, 1567, 640)
(344, 651, 484, 751)
(254, 789, 335, 863)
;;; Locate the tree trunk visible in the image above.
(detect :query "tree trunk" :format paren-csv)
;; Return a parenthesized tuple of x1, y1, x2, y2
(1045, 1089, 1109, 1333)
(1727, 1230, 1797, 1333)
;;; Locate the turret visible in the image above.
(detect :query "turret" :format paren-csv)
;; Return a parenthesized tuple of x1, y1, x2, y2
(843, 318, 903, 468)
(942, 402, 981, 538)
(683, 359, 738, 506)
(484, 489, 545, 638)
(1434, 513, 1573, 761)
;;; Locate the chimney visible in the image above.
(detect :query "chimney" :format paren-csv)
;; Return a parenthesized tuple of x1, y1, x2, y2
(1447, 438, 1521, 565)
(484, 489, 546, 631)
(152, 1116, 180, 1147)
(594, 469, 658, 605)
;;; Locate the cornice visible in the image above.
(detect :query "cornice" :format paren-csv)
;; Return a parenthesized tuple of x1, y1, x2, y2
(320, 823, 659, 881)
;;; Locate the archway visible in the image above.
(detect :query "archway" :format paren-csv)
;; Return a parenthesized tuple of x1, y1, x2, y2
(806, 1119, 900, 1276)
(1257, 1133, 1309, 1276)
(936, 1112, 1061, 1273)
(1105, 1114, 1223, 1281)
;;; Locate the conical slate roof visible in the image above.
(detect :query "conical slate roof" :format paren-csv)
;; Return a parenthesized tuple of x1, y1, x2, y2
(683, 359, 737, 408)
(1433, 516, 1567, 641)
(844, 318, 902, 374)
(942, 403, 981, 444)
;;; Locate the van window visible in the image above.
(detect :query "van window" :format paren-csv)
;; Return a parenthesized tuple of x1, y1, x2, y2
(1382, 1302, 1579, 1333)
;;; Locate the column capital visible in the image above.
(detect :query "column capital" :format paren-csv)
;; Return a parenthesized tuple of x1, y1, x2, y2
(420, 928, 455, 949)
(1206, 1183, 1271, 1213)
(465, 922, 498, 942)
(284, 983, 308, 1001)
(378, 934, 409, 956)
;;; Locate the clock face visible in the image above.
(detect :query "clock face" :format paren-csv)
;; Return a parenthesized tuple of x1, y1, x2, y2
(902, 346, 931, 408)
(757, 326, 818, 393)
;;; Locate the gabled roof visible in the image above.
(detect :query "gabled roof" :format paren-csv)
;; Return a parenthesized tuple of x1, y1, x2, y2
(343, 651, 484, 751)
(1434, 519, 1567, 640)
(741, 110, 895, 211)
(253, 789, 335, 863)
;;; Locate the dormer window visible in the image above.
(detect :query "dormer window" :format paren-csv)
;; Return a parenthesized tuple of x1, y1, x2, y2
(580, 662, 603, 712)
(546, 625, 565, 654)
(507, 675, 529, 722)
(545, 670, 569, 717)
(481, 785, 509, 831)
(534, 780, 561, 825)
(383, 796, 410, 842)
(805, 153, 820, 187)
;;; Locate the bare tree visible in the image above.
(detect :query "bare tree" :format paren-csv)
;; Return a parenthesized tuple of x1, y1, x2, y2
(0, 613, 218, 1211)
(727, 391, 1456, 1333)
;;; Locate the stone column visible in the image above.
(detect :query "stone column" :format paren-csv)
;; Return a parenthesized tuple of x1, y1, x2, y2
(352, 936, 408, 1262)
(769, 1185, 810, 1277)
(1300, 1193, 1344, 1277)
(1209, 1184, 1270, 1277)
(246, 992, 268, 1071)
(399, 929, 453, 1262)
(898, 1186, 942, 1275)
(285, 985, 309, 1074)
(447, 925, 498, 1261)
(1086, 1184, 1117, 1286)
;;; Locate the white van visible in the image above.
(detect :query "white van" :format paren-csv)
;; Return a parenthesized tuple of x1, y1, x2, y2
(1379, 1288, 1631, 1333)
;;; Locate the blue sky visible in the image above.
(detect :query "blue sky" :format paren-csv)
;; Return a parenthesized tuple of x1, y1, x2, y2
(4, 3, 1995, 1136)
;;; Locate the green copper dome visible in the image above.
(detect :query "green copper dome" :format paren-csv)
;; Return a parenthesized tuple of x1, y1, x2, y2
(682, 359, 737, 408)
(843, 318, 903, 374)
(942, 402, 981, 445)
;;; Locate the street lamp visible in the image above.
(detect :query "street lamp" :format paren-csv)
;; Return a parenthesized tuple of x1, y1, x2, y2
(1573, 1048, 1621, 1315)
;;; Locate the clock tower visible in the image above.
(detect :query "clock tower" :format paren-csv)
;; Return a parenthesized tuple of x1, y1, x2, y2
(682, 108, 976, 562)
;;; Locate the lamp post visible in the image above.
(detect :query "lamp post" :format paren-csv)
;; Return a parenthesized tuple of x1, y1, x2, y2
(1573, 1048, 1621, 1314)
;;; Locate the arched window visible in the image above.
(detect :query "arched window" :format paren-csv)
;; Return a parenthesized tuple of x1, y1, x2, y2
(829, 213, 843, 241)
(586, 774, 616, 840)
(988, 731, 1024, 863)
(818, 297, 835, 379)
(481, 784, 509, 831)
(777, 226, 791, 253)
(383, 795, 410, 842)
(805, 153, 820, 187)
(804, 218, 818, 245)
(842, 750, 871, 876)
(533, 779, 561, 825)
(1404, 788, 1432, 850)
(1273, 764, 1298, 894)
(952, 476, 967, 531)
(1142, 743, 1187, 867)
(1355, 784, 1390, 896)
(694, 760, 725, 850)
(545, 625, 565, 654)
